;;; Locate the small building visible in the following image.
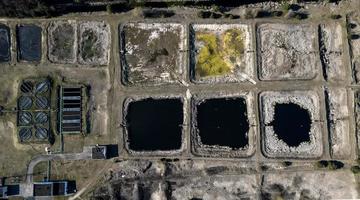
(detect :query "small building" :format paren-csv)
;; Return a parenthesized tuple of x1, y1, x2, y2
(83, 144, 118, 159)
(33, 181, 76, 197)
(0, 184, 20, 198)
(91, 145, 107, 159)
(0, 186, 7, 198)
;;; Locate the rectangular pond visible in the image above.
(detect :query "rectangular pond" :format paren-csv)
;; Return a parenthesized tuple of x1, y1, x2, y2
(17, 24, 42, 61)
(0, 24, 10, 62)
(125, 98, 183, 151)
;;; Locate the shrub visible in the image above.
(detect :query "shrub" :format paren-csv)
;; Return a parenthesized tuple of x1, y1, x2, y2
(351, 166, 360, 174)
(316, 160, 329, 168)
(143, 9, 175, 18)
(197, 10, 222, 19)
(0, 105, 3, 116)
(288, 4, 301, 11)
(272, 11, 284, 17)
(351, 34, 360, 40)
(328, 160, 344, 170)
(256, 10, 272, 18)
(294, 12, 309, 20)
(348, 23, 357, 29)
(244, 10, 254, 19)
(211, 4, 221, 12)
(327, 0, 341, 3)
(281, 1, 291, 12)
(210, 12, 222, 19)
(330, 14, 342, 19)
(197, 11, 211, 18)
(0, 0, 57, 18)
(261, 165, 269, 171)
(165, 1, 186, 7)
(316, 160, 344, 170)
(106, 5, 114, 14)
(224, 13, 240, 19)
(229, 14, 240, 19)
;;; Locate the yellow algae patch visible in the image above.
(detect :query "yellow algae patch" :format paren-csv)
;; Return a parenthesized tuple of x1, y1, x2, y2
(223, 29, 245, 60)
(196, 32, 230, 77)
(195, 29, 245, 77)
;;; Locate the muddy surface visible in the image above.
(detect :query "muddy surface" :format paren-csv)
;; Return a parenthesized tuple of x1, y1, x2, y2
(122, 23, 185, 85)
(48, 21, 77, 64)
(78, 21, 110, 65)
(258, 23, 318, 80)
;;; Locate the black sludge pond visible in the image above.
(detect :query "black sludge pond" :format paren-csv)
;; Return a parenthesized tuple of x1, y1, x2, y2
(0, 24, 10, 62)
(17, 25, 42, 61)
(125, 98, 183, 151)
(196, 98, 249, 149)
(270, 103, 312, 147)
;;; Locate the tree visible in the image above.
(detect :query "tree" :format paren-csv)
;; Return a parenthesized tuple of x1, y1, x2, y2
(0, 0, 57, 18)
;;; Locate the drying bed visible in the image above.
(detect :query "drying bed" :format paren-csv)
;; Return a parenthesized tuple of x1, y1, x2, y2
(121, 23, 186, 85)
(191, 93, 256, 158)
(257, 23, 318, 81)
(17, 24, 42, 62)
(190, 24, 254, 83)
(319, 23, 345, 81)
(326, 87, 352, 159)
(348, 13, 360, 83)
(78, 21, 110, 65)
(259, 91, 323, 158)
(48, 21, 77, 64)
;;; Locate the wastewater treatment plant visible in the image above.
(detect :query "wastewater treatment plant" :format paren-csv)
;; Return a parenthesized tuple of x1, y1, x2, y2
(1, 0, 360, 199)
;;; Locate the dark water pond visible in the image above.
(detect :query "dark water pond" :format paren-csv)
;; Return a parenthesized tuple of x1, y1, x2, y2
(0, 24, 10, 62)
(196, 98, 249, 149)
(126, 98, 183, 151)
(270, 103, 311, 147)
(17, 25, 42, 61)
